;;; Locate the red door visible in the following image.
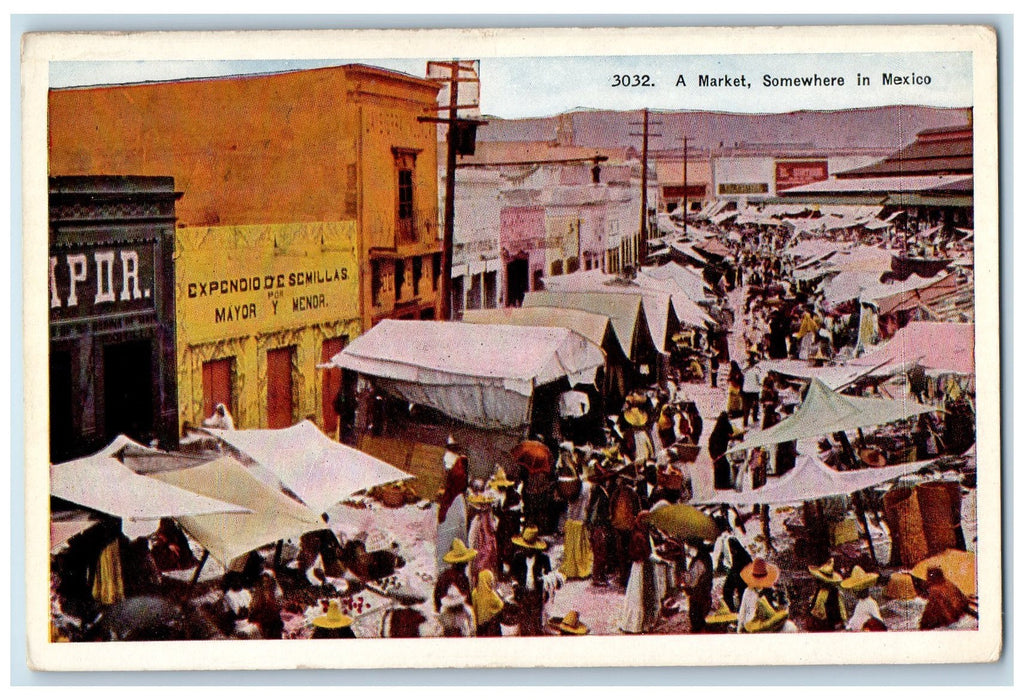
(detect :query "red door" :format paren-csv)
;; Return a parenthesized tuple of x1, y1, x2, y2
(202, 358, 233, 421)
(321, 337, 347, 435)
(267, 347, 294, 429)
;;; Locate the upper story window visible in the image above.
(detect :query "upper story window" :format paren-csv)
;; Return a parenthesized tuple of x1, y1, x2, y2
(392, 148, 421, 245)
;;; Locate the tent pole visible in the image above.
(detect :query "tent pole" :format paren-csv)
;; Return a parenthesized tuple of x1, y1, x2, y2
(833, 431, 880, 568)
(184, 549, 210, 601)
(274, 539, 284, 571)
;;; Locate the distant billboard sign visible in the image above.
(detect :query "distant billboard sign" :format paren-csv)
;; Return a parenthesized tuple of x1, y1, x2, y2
(776, 160, 829, 190)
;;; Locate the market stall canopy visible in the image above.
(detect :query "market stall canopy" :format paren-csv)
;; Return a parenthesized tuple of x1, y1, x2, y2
(755, 359, 879, 390)
(694, 454, 934, 506)
(328, 320, 605, 430)
(462, 306, 610, 348)
(726, 378, 936, 454)
(206, 421, 412, 513)
(524, 290, 647, 362)
(149, 456, 325, 566)
(693, 238, 732, 259)
(642, 262, 714, 298)
(51, 453, 252, 521)
(849, 322, 974, 377)
(50, 510, 103, 553)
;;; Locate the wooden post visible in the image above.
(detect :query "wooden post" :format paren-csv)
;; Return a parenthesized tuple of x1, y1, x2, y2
(184, 549, 210, 601)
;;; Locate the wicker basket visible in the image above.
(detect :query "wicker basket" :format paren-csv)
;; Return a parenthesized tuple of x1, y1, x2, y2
(916, 482, 958, 556)
(883, 487, 929, 568)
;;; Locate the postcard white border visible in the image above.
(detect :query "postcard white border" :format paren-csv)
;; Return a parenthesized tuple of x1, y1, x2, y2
(22, 24, 1001, 671)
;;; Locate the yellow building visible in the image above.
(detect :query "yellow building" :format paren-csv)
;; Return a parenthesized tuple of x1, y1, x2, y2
(49, 64, 443, 434)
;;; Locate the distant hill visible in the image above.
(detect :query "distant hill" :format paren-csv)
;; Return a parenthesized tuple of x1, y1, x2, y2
(477, 106, 971, 153)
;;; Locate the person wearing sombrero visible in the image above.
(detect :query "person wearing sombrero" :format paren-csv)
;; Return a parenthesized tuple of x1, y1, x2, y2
(881, 572, 927, 631)
(471, 569, 505, 637)
(435, 437, 469, 575)
(467, 494, 499, 585)
(559, 457, 594, 580)
(842, 566, 884, 632)
(488, 465, 522, 579)
(619, 511, 660, 634)
(311, 600, 356, 639)
(509, 526, 553, 636)
(585, 462, 616, 588)
(807, 558, 848, 631)
(736, 557, 782, 634)
(433, 538, 476, 632)
(623, 406, 655, 466)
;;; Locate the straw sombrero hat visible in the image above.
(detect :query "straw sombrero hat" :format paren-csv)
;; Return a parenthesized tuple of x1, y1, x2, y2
(885, 572, 919, 601)
(624, 407, 649, 428)
(841, 565, 880, 592)
(511, 525, 548, 550)
(487, 467, 514, 489)
(442, 538, 478, 564)
(466, 493, 496, 508)
(557, 610, 589, 635)
(859, 448, 887, 469)
(704, 600, 739, 626)
(808, 558, 843, 584)
(740, 558, 780, 589)
(312, 600, 353, 629)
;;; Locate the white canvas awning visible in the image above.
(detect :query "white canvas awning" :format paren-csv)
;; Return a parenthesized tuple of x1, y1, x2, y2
(727, 378, 937, 454)
(148, 456, 326, 566)
(206, 420, 413, 513)
(327, 320, 605, 429)
(849, 322, 974, 377)
(695, 455, 934, 506)
(51, 454, 251, 521)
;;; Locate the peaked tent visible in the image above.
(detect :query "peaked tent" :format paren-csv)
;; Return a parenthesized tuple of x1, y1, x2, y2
(51, 453, 251, 521)
(523, 290, 648, 361)
(850, 322, 975, 377)
(727, 378, 936, 454)
(206, 420, 413, 513)
(462, 306, 610, 349)
(149, 456, 325, 566)
(327, 320, 605, 430)
(694, 454, 934, 505)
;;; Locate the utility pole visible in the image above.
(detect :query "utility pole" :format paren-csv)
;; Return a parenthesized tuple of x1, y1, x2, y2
(418, 61, 487, 320)
(682, 136, 689, 235)
(639, 109, 650, 263)
(442, 66, 459, 321)
(628, 109, 661, 269)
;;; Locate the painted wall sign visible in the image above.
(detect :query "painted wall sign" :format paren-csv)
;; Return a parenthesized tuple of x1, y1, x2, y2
(176, 221, 360, 345)
(776, 159, 829, 190)
(49, 244, 156, 321)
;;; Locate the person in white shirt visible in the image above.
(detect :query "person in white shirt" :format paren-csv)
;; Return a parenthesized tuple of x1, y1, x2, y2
(841, 565, 883, 631)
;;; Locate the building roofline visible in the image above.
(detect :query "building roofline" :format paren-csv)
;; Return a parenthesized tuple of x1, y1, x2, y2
(50, 62, 438, 94)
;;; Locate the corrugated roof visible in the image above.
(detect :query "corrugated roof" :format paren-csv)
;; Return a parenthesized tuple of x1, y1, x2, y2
(781, 174, 972, 195)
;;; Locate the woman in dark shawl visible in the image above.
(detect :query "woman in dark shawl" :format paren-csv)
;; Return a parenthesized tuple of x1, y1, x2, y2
(708, 411, 734, 491)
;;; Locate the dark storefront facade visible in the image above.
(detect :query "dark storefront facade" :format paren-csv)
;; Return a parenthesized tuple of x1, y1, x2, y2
(48, 176, 180, 462)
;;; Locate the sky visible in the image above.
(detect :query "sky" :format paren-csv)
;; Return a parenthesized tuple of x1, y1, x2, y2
(50, 52, 973, 118)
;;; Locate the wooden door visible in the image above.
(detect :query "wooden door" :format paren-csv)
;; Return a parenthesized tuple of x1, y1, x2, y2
(267, 347, 294, 429)
(321, 337, 347, 435)
(202, 358, 234, 420)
